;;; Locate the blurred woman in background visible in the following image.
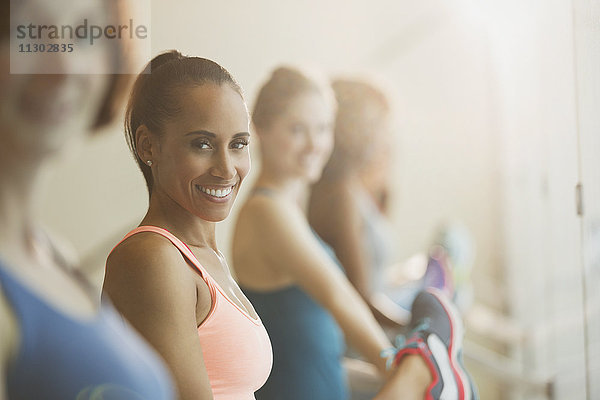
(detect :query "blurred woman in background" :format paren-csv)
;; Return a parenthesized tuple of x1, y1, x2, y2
(233, 66, 476, 400)
(103, 51, 272, 400)
(0, 1, 175, 399)
(309, 79, 473, 320)
(307, 78, 411, 328)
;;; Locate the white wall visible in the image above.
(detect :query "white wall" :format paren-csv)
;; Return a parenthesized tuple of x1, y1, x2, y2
(486, 0, 599, 398)
(573, 0, 600, 397)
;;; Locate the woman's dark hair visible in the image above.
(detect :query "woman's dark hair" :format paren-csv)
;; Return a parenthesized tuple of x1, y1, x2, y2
(1, 0, 131, 132)
(90, 0, 133, 131)
(125, 50, 244, 195)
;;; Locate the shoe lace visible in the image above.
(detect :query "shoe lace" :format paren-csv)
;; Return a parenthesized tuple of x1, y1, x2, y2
(380, 318, 431, 370)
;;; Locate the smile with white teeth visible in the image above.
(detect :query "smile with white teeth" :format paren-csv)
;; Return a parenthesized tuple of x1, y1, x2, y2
(197, 185, 234, 198)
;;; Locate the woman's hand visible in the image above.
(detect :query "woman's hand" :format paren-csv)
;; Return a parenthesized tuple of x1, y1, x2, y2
(374, 354, 432, 400)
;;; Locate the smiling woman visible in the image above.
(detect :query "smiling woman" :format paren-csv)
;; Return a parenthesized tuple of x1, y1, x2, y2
(134, 81, 251, 222)
(103, 51, 272, 400)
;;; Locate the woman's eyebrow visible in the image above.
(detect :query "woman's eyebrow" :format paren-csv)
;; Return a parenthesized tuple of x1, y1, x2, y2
(185, 130, 215, 137)
(185, 131, 250, 138)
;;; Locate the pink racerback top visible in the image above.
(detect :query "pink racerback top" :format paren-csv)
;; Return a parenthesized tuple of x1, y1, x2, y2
(115, 226, 273, 400)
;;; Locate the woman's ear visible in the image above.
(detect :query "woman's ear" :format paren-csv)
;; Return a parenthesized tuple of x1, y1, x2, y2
(135, 124, 154, 164)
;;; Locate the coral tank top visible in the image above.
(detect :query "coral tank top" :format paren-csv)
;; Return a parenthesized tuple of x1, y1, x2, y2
(116, 226, 273, 400)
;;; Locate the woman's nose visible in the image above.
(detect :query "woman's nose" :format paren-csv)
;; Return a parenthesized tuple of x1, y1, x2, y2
(210, 149, 236, 180)
(305, 131, 318, 152)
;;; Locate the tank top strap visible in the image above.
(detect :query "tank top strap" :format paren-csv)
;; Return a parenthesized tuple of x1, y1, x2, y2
(116, 226, 214, 284)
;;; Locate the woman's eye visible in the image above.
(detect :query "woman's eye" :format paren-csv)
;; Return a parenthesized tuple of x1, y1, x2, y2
(290, 124, 305, 135)
(231, 140, 249, 150)
(193, 141, 211, 149)
(317, 125, 329, 135)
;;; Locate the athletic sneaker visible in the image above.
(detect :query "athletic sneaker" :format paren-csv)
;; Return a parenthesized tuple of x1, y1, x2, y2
(390, 288, 478, 400)
(422, 245, 454, 297)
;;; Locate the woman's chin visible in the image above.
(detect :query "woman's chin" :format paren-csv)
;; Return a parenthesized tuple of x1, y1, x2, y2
(193, 210, 232, 223)
(306, 169, 325, 184)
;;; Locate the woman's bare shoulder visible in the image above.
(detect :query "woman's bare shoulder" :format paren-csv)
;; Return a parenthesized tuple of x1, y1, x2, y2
(103, 231, 200, 323)
(108, 232, 179, 263)
(105, 232, 193, 287)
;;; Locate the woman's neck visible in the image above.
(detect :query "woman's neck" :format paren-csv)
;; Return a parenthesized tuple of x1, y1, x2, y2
(321, 152, 360, 182)
(254, 170, 310, 210)
(142, 190, 218, 250)
(0, 154, 48, 267)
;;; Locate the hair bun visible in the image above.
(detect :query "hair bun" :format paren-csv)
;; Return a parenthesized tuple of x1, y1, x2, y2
(143, 50, 183, 74)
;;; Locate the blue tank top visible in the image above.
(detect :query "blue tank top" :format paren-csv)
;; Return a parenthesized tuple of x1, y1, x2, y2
(242, 232, 347, 400)
(0, 262, 175, 400)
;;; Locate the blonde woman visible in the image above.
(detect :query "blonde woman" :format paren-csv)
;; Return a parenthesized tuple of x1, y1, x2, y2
(233, 67, 477, 400)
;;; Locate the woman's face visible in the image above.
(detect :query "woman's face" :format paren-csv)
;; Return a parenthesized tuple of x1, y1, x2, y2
(335, 101, 391, 169)
(0, 0, 111, 158)
(260, 90, 334, 183)
(151, 83, 251, 223)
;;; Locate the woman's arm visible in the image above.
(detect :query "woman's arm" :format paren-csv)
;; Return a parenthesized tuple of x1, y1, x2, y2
(249, 196, 392, 376)
(310, 184, 406, 327)
(103, 233, 214, 400)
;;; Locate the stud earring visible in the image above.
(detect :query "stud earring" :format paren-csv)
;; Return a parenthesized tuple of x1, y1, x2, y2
(146, 160, 153, 166)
